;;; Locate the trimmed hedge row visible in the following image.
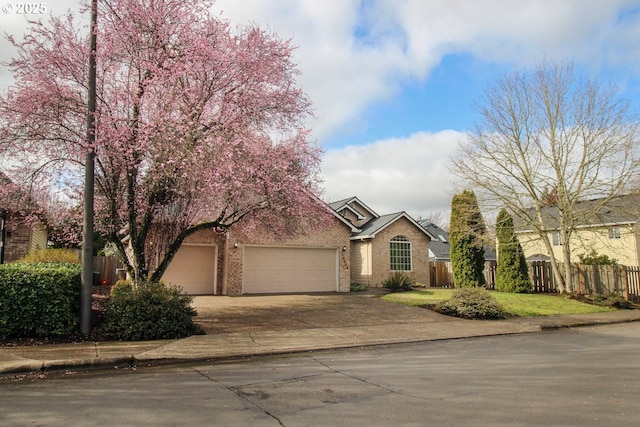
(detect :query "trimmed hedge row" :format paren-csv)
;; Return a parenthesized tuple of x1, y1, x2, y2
(0, 263, 81, 339)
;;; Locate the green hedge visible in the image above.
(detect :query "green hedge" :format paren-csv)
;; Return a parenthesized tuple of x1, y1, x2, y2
(0, 263, 81, 339)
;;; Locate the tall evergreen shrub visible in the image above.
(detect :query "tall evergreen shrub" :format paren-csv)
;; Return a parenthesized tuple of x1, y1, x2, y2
(495, 209, 531, 293)
(449, 190, 486, 287)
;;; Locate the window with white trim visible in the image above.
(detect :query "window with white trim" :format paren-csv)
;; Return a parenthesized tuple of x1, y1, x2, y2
(390, 235, 412, 271)
(608, 226, 621, 239)
(552, 232, 563, 246)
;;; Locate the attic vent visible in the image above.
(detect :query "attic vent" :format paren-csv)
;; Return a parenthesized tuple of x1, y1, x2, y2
(438, 235, 447, 243)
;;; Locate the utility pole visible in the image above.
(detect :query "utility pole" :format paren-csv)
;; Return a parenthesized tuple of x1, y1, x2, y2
(80, 0, 98, 336)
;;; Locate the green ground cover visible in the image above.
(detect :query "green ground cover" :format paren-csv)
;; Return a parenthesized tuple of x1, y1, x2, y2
(381, 289, 615, 317)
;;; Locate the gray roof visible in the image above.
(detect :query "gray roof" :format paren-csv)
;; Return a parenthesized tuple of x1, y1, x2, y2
(329, 196, 378, 218)
(419, 220, 496, 261)
(514, 193, 640, 232)
(330, 198, 431, 242)
(420, 221, 451, 260)
(354, 213, 402, 239)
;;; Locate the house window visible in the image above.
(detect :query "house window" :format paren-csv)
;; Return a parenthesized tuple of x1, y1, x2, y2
(390, 236, 412, 271)
(609, 226, 621, 239)
(552, 232, 563, 246)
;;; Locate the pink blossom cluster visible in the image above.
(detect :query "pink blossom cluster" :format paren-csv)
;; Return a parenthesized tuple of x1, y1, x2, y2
(0, 0, 330, 281)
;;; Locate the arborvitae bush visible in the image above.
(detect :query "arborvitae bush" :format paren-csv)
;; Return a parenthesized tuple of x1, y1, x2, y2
(435, 288, 507, 319)
(449, 190, 487, 288)
(495, 209, 531, 293)
(102, 281, 203, 340)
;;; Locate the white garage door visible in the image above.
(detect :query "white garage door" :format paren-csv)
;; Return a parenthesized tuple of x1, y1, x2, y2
(243, 246, 338, 294)
(161, 244, 217, 295)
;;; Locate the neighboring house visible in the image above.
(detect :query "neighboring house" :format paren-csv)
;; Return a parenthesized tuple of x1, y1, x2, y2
(420, 221, 452, 262)
(514, 194, 640, 266)
(0, 213, 48, 264)
(419, 220, 496, 287)
(419, 221, 497, 262)
(0, 173, 48, 264)
(330, 197, 431, 287)
(160, 197, 355, 295)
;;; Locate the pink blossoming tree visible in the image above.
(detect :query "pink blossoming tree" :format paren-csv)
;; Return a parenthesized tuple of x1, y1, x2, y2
(0, 0, 327, 284)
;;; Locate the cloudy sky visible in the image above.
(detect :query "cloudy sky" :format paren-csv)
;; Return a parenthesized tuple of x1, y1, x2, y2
(2, 1, 640, 224)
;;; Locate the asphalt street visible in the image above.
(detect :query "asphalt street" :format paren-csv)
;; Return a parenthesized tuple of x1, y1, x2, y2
(1, 322, 639, 427)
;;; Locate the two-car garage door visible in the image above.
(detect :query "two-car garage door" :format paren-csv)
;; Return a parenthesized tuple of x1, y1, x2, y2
(243, 246, 338, 294)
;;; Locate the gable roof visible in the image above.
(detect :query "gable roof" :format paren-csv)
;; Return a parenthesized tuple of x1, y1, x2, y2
(306, 194, 360, 233)
(514, 193, 640, 232)
(354, 211, 432, 240)
(329, 196, 378, 219)
(330, 209, 361, 233)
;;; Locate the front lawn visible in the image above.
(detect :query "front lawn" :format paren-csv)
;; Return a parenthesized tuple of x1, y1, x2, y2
(381, 289, 615, 317)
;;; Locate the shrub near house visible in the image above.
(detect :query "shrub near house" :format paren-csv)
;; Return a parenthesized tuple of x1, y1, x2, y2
(102, 281, 203, 340)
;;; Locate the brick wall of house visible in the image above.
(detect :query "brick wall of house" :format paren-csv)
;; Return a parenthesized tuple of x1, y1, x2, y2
(368, 217, 430, 287)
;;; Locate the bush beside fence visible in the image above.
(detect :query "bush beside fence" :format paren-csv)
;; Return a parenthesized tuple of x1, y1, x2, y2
(430, 260, 640, 302)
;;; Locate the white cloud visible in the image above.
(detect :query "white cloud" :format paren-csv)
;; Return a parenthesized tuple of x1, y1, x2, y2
(321, 130, 466, 221)
(3, 0, 637, 139)
(216, 0, 639, 142)
(3, 0, 638, 224)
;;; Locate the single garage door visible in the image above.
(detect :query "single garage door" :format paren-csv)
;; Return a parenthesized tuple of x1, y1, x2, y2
(161, 244, 217, 295)
(243, 246, 338, 294)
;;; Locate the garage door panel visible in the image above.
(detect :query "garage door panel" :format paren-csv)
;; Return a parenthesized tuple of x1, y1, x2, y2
(244, 247, 337, 294)
(162, 245, 217, 295)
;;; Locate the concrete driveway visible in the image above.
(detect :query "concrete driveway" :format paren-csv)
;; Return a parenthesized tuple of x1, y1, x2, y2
(191, 290, 456, 334)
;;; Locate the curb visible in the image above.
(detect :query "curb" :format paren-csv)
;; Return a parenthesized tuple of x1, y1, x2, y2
(2, 315, 638, 377)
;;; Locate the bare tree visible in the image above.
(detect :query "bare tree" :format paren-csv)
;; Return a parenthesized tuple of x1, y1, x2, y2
(453, 59, 640, 293)
(419, 210, 449, 231)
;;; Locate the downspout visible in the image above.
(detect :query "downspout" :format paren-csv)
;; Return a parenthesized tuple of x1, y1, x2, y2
(0, 209, 6, 264)
(221, 231, 229, 295)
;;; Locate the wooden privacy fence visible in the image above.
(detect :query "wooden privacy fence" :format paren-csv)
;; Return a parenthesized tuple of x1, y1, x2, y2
(430, 260, 640, 302)
(528, 261, 640, 301)
(430, 260, 496, 288)
(92, 256, 124, 286)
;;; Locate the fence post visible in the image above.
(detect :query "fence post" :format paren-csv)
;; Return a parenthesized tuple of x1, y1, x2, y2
(576, 264, 584, 294)
(622, 265, 629, 301)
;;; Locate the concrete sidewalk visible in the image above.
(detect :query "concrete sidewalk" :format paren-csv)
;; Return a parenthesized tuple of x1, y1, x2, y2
(2, 292, 640, 376)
